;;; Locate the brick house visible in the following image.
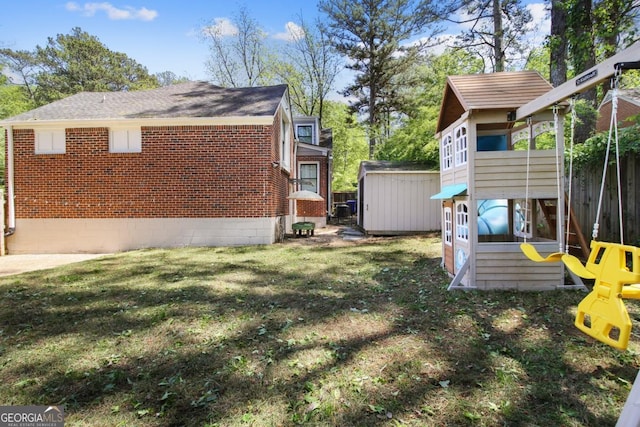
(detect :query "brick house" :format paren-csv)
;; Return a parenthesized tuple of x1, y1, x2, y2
(596, 88, 640, 132)
(1, 81, 297, 253)
(292, 116, 332, 227)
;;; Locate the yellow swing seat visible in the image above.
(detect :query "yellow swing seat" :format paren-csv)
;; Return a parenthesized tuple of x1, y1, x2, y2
(573, 241, 640, 350)
(520, 243, 565, 263)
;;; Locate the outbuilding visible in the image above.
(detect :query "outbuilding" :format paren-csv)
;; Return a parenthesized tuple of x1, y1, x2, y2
(357, 161, 440, 235)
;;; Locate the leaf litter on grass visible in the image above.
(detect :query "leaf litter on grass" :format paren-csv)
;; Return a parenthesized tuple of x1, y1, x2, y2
(0, 234, 637, 426)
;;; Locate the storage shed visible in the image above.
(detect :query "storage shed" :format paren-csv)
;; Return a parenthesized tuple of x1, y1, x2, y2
(357, 161, 440, 235)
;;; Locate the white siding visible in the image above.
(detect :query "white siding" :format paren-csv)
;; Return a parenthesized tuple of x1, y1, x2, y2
(474, 150, 560, 199)
(474, 243, 564, 290)
(362, 172, 440, 234)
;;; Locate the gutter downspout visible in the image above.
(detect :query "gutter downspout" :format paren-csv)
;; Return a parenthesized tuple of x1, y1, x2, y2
(292, 139, 298, 223)
(5, 126, 15, 237)
(327, 151, 333, 221)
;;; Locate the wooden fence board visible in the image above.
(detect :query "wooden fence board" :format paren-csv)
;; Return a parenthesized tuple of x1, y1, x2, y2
(571, 153, 639, 244)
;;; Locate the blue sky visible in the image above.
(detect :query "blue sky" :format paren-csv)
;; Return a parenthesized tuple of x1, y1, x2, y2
(1, 1, 322, 81)
(1, 1, 548, 85)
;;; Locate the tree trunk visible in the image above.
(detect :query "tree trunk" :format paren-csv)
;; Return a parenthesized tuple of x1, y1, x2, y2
(571, 0, 597, 143)
(549, 0, 567, 87)
(493, 0, 504, 72)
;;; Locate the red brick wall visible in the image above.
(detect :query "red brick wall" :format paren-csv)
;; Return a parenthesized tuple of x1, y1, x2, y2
(10, 124, 290, 219)
(270, 109, 291, 216)
(295, 154, 329, 217)
(596, 98, 640, 132)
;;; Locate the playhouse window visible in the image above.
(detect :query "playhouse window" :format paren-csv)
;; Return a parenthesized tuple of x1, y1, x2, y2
(35, 129, 66, 154)
(454, 125, 467, 166)
(514, 199, 532, 238)
(110, 128, 142, 153)
(299, 163, 319, 192)
(442, 134, 453, 170)
(444, 207, 453, 245)
(456, 203, 469, 241)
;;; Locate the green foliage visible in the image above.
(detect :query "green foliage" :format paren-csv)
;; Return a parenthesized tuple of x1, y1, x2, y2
(375, 105, 439, 164)
(33, 27, 159, 104)
(154, 71, 189, 87)
(0, 84, 34, 119)
(319, 0, 443, 154)
(376, 49, 483, 163)
(322, 101, 368, 191)
(524, 45, 550, 80)
(570, 121, 640, 171)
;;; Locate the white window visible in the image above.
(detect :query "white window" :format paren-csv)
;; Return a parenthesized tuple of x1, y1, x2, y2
(456, 203, 469, 242)
(281, 116, 291, 170)
(296, 124, 314, 144)
(110, 128, 142, 153)
(444, 207, 453, 245)
(442, 134, 453, 170)
(35, 129, 66, 154)
(299, 163, 319, 192)
(454, 125, 467, 166)
(514, 199, 532, 238)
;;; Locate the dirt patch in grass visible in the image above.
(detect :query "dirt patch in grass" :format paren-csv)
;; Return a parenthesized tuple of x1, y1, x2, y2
(0, 233, 638, 426)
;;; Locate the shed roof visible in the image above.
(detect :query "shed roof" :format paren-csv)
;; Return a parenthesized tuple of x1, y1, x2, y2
(436, 71, 553, 133)
(359, 160, 438, 177)
(1, 81, 288, 124)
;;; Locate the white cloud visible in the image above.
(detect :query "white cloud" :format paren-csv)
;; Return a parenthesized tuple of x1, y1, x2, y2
(65, 2, 158, 21)
(525, 2, 550, 45)
(202, 17, 239, 37)
(273, 22, 305, 42)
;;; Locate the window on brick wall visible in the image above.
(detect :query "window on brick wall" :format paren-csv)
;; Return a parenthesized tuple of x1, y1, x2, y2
(35, 129, 66, 154)
(110, 128, 142, 153)
(299, 163, 319, 192)
(281, 116, 291, 170)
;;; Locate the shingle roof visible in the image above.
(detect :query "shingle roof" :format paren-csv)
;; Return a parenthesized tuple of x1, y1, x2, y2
(2, 81, 288, 123)
(360, 160, 438, 173)
(437, 71, 553, 133)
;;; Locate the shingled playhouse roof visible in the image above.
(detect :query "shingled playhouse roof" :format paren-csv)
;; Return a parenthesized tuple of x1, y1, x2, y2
(1, 81, 289, 124)
(436, 71, 553, 133)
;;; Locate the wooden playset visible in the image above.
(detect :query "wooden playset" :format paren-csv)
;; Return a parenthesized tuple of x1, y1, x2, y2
(434, 41, 640, 423)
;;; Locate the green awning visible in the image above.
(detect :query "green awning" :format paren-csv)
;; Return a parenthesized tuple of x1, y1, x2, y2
(430, 183, 467, 200)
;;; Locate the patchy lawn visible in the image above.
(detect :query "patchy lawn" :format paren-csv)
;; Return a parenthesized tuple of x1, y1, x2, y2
(0, 235, 638, 426)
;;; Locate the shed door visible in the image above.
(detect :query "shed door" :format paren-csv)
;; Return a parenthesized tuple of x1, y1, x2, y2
(443, 201, 454, 274)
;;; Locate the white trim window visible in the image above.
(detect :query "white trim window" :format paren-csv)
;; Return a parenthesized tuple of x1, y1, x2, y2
(110, 128, 142, 153)
(281, 116, 291, 170)
(299, 162, 319, 193)
(444, 207, 453, 245)
(454, 125, 468, 166)
(35, 129, 66, 154)
(296, 124, 314, 144)
(456, 202, 469, 242)
(442, 134, 453, 170)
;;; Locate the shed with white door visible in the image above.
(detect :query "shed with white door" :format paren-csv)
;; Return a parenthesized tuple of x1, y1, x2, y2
(357, 161, 440, 235)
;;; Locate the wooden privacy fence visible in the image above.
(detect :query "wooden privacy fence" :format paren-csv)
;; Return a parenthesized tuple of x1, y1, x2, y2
(570, 152, 640, 245)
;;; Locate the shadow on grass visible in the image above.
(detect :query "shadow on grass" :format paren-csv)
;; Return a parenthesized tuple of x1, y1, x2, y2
(0, 238, 637, 426)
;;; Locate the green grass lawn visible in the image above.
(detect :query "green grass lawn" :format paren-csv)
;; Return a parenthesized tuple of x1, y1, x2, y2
(0, 235, 638, 426)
